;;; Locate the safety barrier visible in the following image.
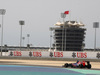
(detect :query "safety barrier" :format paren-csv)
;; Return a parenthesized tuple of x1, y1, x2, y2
(4, 51, 100, 59)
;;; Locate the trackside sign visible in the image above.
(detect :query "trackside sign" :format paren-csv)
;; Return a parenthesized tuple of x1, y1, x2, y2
(6, 51, 100, 59)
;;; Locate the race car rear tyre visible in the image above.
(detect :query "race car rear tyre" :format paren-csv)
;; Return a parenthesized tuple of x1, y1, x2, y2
(64, 63, 69, 67)
(87, 64, 91, 69)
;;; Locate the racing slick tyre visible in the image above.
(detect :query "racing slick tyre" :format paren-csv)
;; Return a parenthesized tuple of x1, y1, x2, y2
(79, 64, 83, 68)
(87, 64, 91, 69)
(64, 63, 69, 68)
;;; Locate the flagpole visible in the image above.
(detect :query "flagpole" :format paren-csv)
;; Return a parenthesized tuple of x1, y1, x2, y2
(61, 11, 69, 51)
(64, 11, 69, 51)
(64, 20, 66, 51)
(62, 18, 64, 51)
(69, 10, 71, 21)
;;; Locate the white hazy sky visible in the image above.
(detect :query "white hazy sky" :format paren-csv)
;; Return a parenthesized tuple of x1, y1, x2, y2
(0, 0, 100, 48)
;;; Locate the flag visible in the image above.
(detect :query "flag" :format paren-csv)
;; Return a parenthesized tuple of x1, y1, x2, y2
(64, 11, 69, 14)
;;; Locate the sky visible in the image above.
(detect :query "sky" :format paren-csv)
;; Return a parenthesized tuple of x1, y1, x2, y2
(0, 0, 100, 48)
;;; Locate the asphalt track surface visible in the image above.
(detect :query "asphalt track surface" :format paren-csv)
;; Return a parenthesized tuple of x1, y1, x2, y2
(0, 65, 100, 75)
(0, 57, 100, 75)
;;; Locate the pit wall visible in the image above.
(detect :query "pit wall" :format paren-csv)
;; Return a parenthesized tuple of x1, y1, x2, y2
(2, 51, 100, 59)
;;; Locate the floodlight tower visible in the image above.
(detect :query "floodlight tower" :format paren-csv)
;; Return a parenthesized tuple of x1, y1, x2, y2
(49, 27, 54, 51)
(19, 20, 25, 50)
(93, 22, 99, 51)
(0, 9, 6, 56)
(27, 34, 30, 44)
(22, 37, 25, 46)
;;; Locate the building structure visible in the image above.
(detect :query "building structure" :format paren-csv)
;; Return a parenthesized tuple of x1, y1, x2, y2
(51, 21, 86, 51)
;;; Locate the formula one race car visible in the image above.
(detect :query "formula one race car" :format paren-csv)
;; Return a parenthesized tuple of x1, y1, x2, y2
(63, 60, 91, 69)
